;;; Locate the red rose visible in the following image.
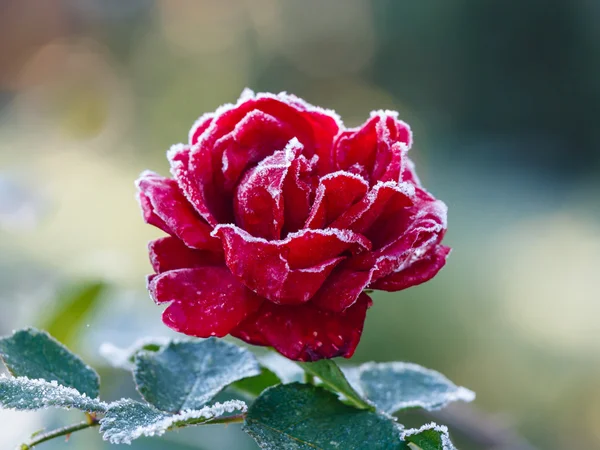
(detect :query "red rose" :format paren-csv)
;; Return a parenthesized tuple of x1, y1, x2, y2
(137, 90, 449, 362)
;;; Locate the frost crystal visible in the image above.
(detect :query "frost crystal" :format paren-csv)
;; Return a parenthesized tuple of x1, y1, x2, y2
(0, 375, 108, 412)
(100, 399, 247, 444)
(402, 422, 456, 450)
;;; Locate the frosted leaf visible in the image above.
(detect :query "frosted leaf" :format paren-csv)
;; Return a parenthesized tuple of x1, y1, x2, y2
(134, 338, 261, 413)
(0, 375, 108, 412)
(0, 328, 100, 398)
(99, 337, 170, 370)
(100, 399, 246, 444)
(402, 422, 456, 450)
(357, 362, 475, 414)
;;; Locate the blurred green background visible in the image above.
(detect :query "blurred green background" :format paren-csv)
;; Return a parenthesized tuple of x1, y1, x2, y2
(1, 1, 599, 449)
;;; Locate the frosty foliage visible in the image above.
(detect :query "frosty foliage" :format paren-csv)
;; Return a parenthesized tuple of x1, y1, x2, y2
(133, 338, 261, 413)
(0, 375, 108, 412)
(100, 399, 247, 444)
(257, 352, 304, 384)
(353, 362, 475, 414)
(402, 422, 456, 450)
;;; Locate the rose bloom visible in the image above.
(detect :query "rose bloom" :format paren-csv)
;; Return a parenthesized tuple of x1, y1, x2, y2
(137, 90, 449, 362)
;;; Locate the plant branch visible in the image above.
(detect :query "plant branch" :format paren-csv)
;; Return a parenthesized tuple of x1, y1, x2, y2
(19, 419, 99, 450)
(170, 413, 246, 430)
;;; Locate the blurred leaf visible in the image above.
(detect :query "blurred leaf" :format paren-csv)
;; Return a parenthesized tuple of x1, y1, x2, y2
(100, 337, 170, 370)
(402, 423, 456, 450)
(0, 376, 107, 412)
(243, 383, 402, 450)
(231, 367, 281, 398)
(40, 281, 107, 349)
(357, 362, 475, 414)
(134, 338, 261, 413)
(298, 359, 373, 410)
(100, 398, 246, 445)
(0, 328, 100, 397)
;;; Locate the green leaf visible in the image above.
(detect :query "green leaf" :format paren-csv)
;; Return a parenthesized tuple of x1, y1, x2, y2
(297, 359, 373, 410)
(100, 398, 247, 444)
(0, 376, 107, 412)
(134, 338, 261, 413)
(231, 367, 281, 398)
(39, 281, 106, 349)
(357, 362, 475, 414)
(401, 423, 456, 450)
(0, 328, 100, 398)
(243, 383, 403, 450)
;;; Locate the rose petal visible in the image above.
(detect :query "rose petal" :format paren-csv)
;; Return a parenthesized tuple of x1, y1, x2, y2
(234, 141, 301, 240)
(371, 245, 450, 291)
(310, 264, 374, 313)
(213, 225, 362, 303)
(334, 111, 411, 184)
(188, 113, 215, 145)
(282, 153, 317, 234)
(231, 293, 373, 361)
(150, 267, 263, 337)
(330, 181, 414, 234)
(305, 171, 369, 229)
(148, 237, 223, 274)
(136, 171, 219, 250)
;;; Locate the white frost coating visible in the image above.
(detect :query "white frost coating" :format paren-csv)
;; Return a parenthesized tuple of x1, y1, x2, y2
(358, 362, 475, 413)
(101, 399, 247, 445)
(212, 223, 367, 248)
(188, 112, 215, 145)
(319, 170, 369, 187)
(99, 337, 171, 370)
(402, 422, 456, 450)
(0, 376, 108, 412)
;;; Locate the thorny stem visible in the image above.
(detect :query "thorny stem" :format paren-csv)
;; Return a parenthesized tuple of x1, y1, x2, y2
(19, 419, 99, 449)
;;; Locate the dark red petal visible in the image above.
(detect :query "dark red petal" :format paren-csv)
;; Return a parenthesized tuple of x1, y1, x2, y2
(371, 245, 451, 291)
(234, 141, 301, 240)
(213, 225, 357, 304)
(148, 237, 223, 274)
(282, 153, 317, 234)
(218, 110, 294, 193)
(349, 197, 448, 280)
(310, 264, 374, 313)
(189, 113, 215, 145)
(232, 293, 373, 361)
(150, 267, 263, 337)
(136, 171, 219, 251)
(334, 112, 411, 184)
(330, 181, 414, 234)
(305, 171, 369, 229)
(168, 144, 226, 226)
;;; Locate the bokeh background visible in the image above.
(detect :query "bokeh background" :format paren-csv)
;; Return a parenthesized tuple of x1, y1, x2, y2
(1, 1, 599, 449)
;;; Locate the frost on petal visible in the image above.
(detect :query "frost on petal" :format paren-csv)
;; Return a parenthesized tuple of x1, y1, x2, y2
(148, 237, 223, 274)
(232, 293, 372, 362)
(330, 181, 413, 235)
(305, 171, 369, 229)
(350, 197, 448, 281)
(216, 110, 295, 193)
(371, 245, 450, 291)
(168, 144, 225, 226)
(136, 171, 218, 251)
(234, 141, 301, 240)
(334, 112, 411, 184)
(189, 113, 215, 145)
(149, 267, 263, 337)
(281, 153, 318, 234)
(213, 225, 355, 304)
